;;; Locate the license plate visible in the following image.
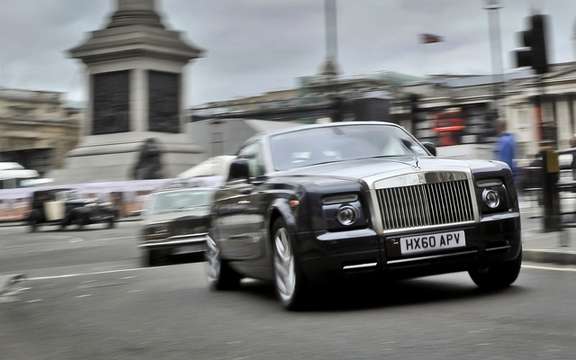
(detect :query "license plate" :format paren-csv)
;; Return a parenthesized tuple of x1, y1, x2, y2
(172, 244, 205, 255)
(400, 230, 466, 255)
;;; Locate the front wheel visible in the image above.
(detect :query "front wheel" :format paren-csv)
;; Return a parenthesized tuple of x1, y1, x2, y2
(469, 253, 522, 291)
(206, 234, 241, 290)
(272, 219, 312, 310)
(76, 216, 87, 230)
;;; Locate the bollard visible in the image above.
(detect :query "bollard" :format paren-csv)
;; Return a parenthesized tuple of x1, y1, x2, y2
(541, 149, 561, 232)
(559, 227, 571, 248)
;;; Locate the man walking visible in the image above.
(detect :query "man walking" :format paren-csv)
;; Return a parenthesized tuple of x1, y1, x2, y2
(494, 120, 517, 177)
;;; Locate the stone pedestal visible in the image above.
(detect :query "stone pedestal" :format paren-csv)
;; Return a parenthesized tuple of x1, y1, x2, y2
(51, 0, 204, 184)
(50, 133, 203, 183)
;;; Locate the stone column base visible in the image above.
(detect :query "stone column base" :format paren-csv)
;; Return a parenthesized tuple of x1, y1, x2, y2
(49, 134, 204, 184)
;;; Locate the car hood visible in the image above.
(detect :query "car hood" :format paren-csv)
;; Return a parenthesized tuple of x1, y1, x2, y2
(144, 207, 210, 225)
(275, 156, 503, 182)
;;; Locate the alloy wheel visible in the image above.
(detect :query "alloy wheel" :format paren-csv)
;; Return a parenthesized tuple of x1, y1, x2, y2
(206, 234, 221, 283)
(274, 227, 296, 303)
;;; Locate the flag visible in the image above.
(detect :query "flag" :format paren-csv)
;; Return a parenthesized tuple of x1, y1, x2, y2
(420, 33, 443, 44)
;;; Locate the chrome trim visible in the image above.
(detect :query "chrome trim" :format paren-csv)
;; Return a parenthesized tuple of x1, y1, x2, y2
(485, 245, 512, 252)
(374, 178, 476, 234)
(378, 221, 476, 236)
(387, 250, 478, 265)
(167, 233, 208, 240)
(140, 235, 208, 248)
(480, 212, 520, 222)
(365, 167, 480, 235)
(343, 262, 378, 270)
(372, 170, 468, 189)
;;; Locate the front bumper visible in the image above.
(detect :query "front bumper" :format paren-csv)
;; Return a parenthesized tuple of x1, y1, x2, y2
(297, 212, 521, 281)
(139, 233, 208, 255)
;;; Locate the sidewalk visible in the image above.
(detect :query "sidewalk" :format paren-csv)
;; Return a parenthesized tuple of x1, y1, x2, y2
(520, 197, 576, 265)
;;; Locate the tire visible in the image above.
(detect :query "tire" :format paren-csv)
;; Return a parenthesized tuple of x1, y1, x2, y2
(205, 233, 241, 290)
(142, 249, 168, 267)
(107, 219, 116, 229)
(77, 216, 88, 230)
(28, 213, 39, 233)
(272, 218, 312, 310)
(469, 252, 522, 291)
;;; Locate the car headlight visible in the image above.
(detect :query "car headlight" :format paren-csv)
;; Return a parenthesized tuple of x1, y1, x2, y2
(322, 194, 367, 230)
(482, 188, 501, 209)
(336, 205, 358, 226)
(477, 179, 509, 214)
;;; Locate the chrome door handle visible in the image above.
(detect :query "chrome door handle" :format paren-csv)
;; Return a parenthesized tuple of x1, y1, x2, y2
(238, 200, 251, 205)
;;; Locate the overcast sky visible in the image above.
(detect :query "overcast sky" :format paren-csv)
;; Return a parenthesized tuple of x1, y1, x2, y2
(1, 0, 575, 106)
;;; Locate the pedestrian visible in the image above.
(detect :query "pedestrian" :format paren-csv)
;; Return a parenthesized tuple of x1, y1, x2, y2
(494, 120, 517, 178)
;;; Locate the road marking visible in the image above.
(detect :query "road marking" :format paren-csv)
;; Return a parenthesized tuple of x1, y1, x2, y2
(27, 267, 150, 281)
(522, 264, 576, 272)
(24, 263, 574, 282)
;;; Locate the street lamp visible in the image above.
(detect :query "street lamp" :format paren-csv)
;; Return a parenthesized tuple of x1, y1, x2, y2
(484, 0, 505, 119)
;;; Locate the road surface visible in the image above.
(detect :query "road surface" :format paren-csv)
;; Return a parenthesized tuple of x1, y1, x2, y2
(1, 222, 575, 360)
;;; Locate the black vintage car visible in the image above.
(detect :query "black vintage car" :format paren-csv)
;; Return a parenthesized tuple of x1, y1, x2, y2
(140, 187, 216, 266)
(27, 189, 117, 232)
(206, 122, 522, 310)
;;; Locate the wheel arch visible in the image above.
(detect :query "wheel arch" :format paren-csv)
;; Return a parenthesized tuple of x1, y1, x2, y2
(265, 198, 298, 258)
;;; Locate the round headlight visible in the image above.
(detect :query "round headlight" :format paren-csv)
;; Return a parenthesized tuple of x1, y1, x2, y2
(336, 205, 358, 226)
(482, 188, 501, 209)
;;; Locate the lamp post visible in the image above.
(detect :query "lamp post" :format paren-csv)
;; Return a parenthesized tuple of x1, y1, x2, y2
(484, 0, 505, 119)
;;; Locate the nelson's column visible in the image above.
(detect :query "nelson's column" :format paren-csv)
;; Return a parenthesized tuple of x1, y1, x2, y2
(51, 0, 204, 183)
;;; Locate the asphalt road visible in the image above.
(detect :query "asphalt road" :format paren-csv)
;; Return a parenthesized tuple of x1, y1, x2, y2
(1, 223, 576, 360)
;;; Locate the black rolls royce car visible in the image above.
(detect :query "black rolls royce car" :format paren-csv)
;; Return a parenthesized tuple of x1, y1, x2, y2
(206, 122, 522, 310)
(140, 187, 215, 266)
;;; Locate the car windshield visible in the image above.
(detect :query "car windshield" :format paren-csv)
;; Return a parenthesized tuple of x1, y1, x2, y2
(149, 190, 214, 214)
(269, 124, 429, 171)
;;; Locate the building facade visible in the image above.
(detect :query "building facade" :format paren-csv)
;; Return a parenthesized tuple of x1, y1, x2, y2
(0, 89, 81, 176)
(190, 62, 576, 161)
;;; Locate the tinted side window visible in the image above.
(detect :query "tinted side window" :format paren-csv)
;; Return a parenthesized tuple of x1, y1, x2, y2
(238, 142, 266, 178)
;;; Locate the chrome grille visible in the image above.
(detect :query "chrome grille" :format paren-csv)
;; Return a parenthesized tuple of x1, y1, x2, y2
(376, 179, 474, 231)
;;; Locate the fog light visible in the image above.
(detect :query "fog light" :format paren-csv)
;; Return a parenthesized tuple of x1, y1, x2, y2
(482, 188, 501, 209)
(336, 205, 358, 226)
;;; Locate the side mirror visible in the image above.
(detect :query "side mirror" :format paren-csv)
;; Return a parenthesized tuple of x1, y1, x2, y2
(422, 142, 437, 156)
(228, 158, 250, 182)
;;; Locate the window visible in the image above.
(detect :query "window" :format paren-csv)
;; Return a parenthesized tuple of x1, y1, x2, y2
(238, 141, 266, 178)
(270, 124, 428, 171)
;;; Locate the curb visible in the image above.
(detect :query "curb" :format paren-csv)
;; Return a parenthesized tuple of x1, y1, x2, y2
(0, 218, 141, 228)
(524, 249, 576, 266)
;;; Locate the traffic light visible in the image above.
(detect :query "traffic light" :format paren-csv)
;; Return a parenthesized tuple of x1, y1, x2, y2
(513, 14, 549, 74)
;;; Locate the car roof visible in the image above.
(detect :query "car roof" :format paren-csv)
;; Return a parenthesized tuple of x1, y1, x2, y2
(259, 121, 402, 140)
